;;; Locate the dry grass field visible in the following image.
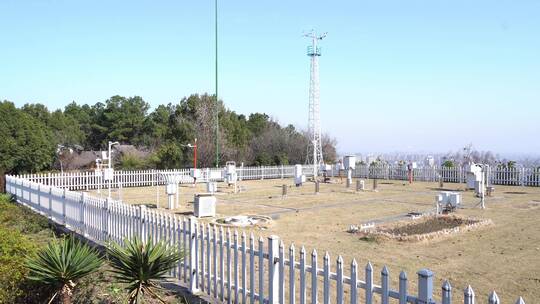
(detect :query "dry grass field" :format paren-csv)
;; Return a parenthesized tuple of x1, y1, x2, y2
(87, 178, 540, 302)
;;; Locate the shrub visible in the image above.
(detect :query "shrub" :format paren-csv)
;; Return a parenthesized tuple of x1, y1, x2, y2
(0, 194, 50, 234)
(442, 160, 455, 168)
(26, 236, 104, 304)
(119, 153, 148, 170)
(107, 237, 183, 304)
(0, 227, 37, 302)
(0, 194, 54, 303)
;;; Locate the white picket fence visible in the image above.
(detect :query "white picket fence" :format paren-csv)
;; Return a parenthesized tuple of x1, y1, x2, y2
(4, 175, 527, 304)
(14, 165, 315, 191)
(15, 164, 539, 191)
(347, 165, 540, 187)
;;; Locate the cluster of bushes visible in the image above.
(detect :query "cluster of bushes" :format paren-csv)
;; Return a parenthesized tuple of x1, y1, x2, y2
(0, 194, 188, 304)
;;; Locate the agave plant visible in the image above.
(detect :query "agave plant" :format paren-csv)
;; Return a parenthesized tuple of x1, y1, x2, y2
(107, 237, 183, 304)
(26, 235, 103, 304)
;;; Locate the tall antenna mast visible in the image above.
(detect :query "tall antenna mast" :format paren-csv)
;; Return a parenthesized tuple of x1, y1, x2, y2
(304, 30, 326, 177)
(214, 0, 220, 168)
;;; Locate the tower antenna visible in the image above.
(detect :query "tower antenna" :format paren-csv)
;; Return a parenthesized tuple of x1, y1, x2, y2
(304, 30, 327, 177)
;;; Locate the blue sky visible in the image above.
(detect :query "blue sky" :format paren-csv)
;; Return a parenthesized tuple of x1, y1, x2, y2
(1, 1, 539, 155)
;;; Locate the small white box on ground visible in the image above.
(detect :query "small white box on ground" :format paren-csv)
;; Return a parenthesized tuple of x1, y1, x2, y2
(206, 182, 217, 193)
(358, 180, 365, 191)
(194, 194, 216, 217)
(294, 164, 305, 186)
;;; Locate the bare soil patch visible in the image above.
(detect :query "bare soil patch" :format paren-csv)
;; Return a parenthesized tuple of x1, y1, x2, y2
(386, 216, 477, 235)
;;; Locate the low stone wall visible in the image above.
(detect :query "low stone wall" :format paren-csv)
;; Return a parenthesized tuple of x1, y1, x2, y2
(358, 215, 493, 242)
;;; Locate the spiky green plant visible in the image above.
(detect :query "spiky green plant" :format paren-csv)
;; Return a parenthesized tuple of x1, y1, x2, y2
(107, 237, 183, 304)
(25, 235, 103, 304)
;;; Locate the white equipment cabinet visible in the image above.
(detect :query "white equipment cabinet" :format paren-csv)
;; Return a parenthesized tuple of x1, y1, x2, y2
(466, 164, 483, 190)
(294, 164, 305, 186)
(191, 168, 201, 179)
(194, 194, 216, 218)
(103, 168, 114, 181)
(206, 182, 217, 194)
(224, 161, 238, 185)
(343, 155, 356, 170)
(436, 191, 461, 213)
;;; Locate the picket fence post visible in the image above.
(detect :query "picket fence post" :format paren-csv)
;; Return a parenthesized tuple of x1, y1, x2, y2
(381, 266, 389, 304)
(139, 205, 147, 241)
(62, 188, 67, 225)
(267, 235, 280, 304)
(365, 262, 373, 304)
(399, 271, 408, 304)
(311, 249, 318, 304)
(489, 291, 500, 304)
(103, 197, 111, 241)
(442, 281, 452, 304)
(48, 186, 53, 219)
(189, 216, 200, 293)
(36, 184, 42, 213)
(464, 285, 475, 304)
(417, 269, 434, 304)
(80, 192, 87, 236)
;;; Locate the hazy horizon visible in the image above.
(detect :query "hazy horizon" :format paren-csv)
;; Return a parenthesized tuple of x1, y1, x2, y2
(1, 1, 539, 154)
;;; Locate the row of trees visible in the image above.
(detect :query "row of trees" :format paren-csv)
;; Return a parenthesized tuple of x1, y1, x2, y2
(1, 94, 337, 174)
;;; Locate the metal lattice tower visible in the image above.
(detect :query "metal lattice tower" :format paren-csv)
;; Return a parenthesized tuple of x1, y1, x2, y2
(304, 30, 326, 177)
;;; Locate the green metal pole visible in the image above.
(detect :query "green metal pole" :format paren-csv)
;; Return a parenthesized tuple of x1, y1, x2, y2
(215, 0, 219, 168)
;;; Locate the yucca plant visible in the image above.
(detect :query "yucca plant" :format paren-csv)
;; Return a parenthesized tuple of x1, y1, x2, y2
(107, 237, 183, 304)
(26, 235, 103, 304)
